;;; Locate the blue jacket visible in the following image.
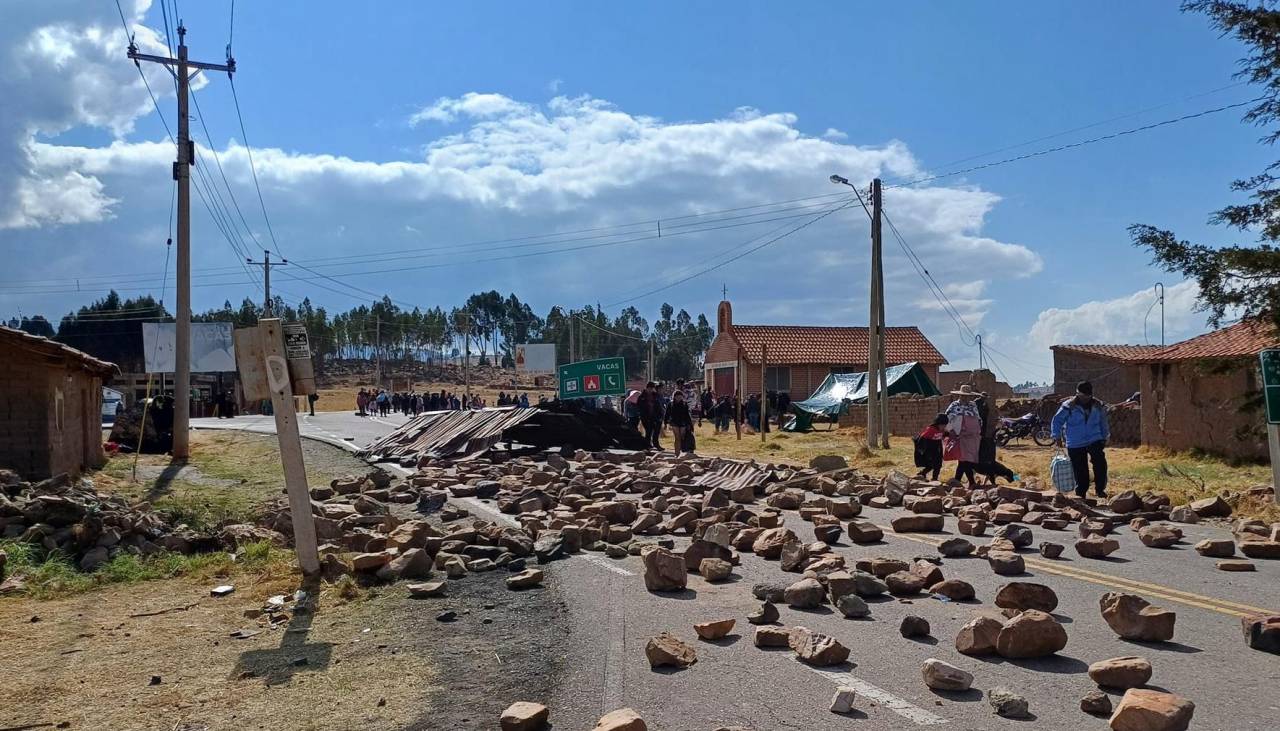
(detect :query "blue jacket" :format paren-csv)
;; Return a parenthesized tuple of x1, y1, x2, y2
(1050, 397, 1109, 447)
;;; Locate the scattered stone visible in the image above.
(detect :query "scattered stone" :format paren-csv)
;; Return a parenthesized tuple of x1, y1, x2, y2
(987, 687, 1031, 719)
(1081, 689, 1113, 716)
(505, 568, 544, 590)
(810, 454, 849, 471)
(1109, 490, 1142, 513)
(829, 686, 857, 714)
(645, 632, 697, 669)
(694, 618, 736, 641)
(937, 537, 975, 557)
(846, 520, 884, 543)
(752, 583, 787, 603)
(699, 558, 733, 582)
(956, 616, 1002, 656)
(435, 610, 457, 622)
(996, 609, 1068, 658)
(987, 551, 1024, 576)
(1039, 541, 1064, 559)
(921, 658, 973, 691)
(1076, 535, 1120, 559)
(994, 523, 1033, 548)
(1241, 613, 1280, 654)
(1190, 495, 1232, 518)
(500, 702, 550, 731)
(789, 626, 851, 666)
(1138, 524, 1181, 549)
(1100, 592, 1176, 642)
(929, 579, 976, 601)
(1168, 505, 1200, 524)
(210, 585, 235, 597)
(900, 615, 931, 638)
(783, 578, 826, 609)
(1218, 559, 1255, 572)
(1239, 539, 1280, 559)
(1194, 538, 1235, 558)
(892, 514, 944, 533)
(1088, 656, 1153, 689)
(747, 601, 780, 625)
(407, 580, 448, 598)
(957, 517, 987, 536)
(642, 547, 687, 593)
(994, 582, 1059, 613)
(752, 527, 799, 559)
(593, 707, 647, 731)
(851, 571, 889, 597)
(885, 571, 927, 596)
(753, 625, 792, 647)
(835, 593, 871, 618)
(1110, 689, 1195, 731)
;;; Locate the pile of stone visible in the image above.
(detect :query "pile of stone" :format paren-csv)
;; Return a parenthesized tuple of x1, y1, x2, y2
(0, 469, 230, 575)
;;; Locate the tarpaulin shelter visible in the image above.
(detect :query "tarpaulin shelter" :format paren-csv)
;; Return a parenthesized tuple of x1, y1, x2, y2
(791, 361, 940, 416)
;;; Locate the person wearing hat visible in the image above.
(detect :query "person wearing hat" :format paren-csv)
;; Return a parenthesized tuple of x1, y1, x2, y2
(944, 384, 983, 488)
(1050, 380, 1110, 498)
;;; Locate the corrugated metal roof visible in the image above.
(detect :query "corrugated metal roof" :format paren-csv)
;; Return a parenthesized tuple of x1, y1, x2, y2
(0, 325, 116, 374)
(359, 407, 539, 461)
(693, 459, 775, 491)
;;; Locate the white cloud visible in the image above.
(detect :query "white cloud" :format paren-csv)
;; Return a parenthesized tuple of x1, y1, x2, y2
(409, 92, 535, 126)
(1027, 279, 1203, 351)
(822, 128, 848, 141)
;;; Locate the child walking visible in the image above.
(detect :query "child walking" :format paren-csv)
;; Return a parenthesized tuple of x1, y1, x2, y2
(913, 413, 948, 481)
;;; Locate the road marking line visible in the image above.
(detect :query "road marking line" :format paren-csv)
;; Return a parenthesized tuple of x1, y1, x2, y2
(871, 524, 1275, 618)
(579, 553, 635, 576)
(802, 664, 947, 725)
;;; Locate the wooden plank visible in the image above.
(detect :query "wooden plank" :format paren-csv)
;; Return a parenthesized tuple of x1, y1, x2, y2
(233, 326, 269, 402)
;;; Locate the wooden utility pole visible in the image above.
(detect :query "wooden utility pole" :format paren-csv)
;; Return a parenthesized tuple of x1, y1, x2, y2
(374, 317, 381, 386)
(129, 25, 235, 458)
(246, 250, 287, 317)
(648, 339, 654, 383)
(462, 311, 471, 402)
(760, 344, 768, 443)
(867, 178, 884, 450)
(569, 310, 577, 363)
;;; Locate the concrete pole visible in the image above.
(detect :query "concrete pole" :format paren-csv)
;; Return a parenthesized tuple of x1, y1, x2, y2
(866, 178, 883, 450)
(172, 31, 192, 459)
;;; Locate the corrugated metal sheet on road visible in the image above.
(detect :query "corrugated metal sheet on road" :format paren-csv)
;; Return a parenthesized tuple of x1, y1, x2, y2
(693, 460, 775, 491)
(359, 408, 539, 461)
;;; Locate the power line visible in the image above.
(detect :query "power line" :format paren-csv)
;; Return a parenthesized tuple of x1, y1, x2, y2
(228, 77, 284, 258)
(881, 208, 979, 347)
(885, 96, 1264, 190)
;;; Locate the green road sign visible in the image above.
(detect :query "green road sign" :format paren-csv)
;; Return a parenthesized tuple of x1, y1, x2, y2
(558, 357, 626, 400)
(1261, 349, 1280, 424)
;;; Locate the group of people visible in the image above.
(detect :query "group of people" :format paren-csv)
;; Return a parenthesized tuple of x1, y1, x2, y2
(621, 380, 794, 456)
(356, 388, 520, 416)
(914, 379, 1109, 499)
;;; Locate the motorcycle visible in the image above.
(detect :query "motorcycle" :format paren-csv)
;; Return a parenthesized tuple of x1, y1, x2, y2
(994, 413, 1054, 447)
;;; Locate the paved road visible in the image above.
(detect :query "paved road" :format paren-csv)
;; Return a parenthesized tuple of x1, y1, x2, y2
(194, 411, 1280, 730)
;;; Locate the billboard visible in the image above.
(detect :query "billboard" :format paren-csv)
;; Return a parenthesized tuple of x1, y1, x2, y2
(515, 343, 556, 374)
(142, 322, 236, 373)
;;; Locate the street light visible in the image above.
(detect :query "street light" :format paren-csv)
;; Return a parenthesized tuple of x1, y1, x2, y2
(829, 174, 850, 186)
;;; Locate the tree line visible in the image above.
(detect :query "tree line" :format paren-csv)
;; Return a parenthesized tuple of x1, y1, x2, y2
(19, 289, 715, 381)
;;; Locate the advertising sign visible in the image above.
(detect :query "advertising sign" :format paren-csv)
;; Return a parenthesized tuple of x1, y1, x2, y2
(515, 343, 556, 374)
(142, 322, 236, 373)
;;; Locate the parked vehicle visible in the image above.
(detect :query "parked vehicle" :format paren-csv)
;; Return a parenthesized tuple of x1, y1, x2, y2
(994, 413, 1054, 447)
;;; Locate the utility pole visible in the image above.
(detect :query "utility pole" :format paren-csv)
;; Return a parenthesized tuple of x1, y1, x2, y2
(569, 310, 577, 363)
(867, 178, 884, 450)
(977, 334, 984, 370)
(374, 317, 381, 387)
(462, 311, 471, 402)
(129, 25, 235, 459)
(760, 343, 768, 443)
(246, 250, 287, 317)
(648, 339, 654, 383)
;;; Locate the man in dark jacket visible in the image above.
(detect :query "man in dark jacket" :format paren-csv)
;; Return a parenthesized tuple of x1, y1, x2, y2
(638, 381, 662, 449)
(1051, 381, 1110, 498)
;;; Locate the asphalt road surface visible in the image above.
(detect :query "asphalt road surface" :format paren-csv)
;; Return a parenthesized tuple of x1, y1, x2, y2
(193, 411, 1280, 730)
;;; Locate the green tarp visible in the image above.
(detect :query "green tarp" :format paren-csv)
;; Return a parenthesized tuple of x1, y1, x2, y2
(790, 361, 941, 417)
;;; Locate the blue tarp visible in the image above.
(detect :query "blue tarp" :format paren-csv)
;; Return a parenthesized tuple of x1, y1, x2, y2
(791, 361, 941, 416)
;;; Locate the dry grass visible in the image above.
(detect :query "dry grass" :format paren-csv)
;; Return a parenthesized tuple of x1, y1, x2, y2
(692, 421, 1280, 521)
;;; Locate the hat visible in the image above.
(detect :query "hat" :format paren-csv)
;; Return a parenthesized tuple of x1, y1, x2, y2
(949, 384, 980, 397)
(1077, 381, 1093, 396)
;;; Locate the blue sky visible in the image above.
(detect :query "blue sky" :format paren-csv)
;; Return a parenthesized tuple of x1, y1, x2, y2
(0, 1, 1265, 383)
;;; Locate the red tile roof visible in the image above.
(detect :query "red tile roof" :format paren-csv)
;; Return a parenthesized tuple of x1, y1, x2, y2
(1051, 344, 1163, 362)
(1134, 319, 1279, 363)
(731, 325, 947, 365)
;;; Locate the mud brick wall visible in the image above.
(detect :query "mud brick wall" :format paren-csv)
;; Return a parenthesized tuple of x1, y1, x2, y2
(1140, 360, 1266, 460)
(1052, 350, 1140, 404)
(0, 353, 103, 480)
(839, 396, 946, 435)
(0, 356, 54, 478)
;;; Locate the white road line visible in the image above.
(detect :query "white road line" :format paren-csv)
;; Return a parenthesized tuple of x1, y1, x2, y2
(802, 664, 948, 726)
(578, 553, 635, 576)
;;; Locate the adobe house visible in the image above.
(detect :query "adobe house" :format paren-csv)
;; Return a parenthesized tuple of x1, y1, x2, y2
(1133, 319, 1278, 460)
(702, 300, 947, 398)
(0, 325, 117, 480)
(936, 368, 1014, 400)
(1050, 344, 1161, 403)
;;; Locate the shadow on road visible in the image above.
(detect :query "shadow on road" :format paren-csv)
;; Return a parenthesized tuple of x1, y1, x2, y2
(234, 576, 334, 686)
(146, 457, 188, 501)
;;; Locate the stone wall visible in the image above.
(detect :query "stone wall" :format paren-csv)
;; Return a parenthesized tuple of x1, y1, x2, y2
(1140, 359, 1266, 460)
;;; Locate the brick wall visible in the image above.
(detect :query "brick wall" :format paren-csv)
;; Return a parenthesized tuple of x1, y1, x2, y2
(1140, 360, 1266, 460)
(0, 357, 54, 478)
(1053, 350, 1140, 404)
(0, 354, 103, 480)
(839, 395, 946, 435)
(937, 369, 1013, 399)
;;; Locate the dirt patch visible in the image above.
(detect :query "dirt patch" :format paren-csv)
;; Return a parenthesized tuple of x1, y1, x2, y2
(0, 564, 568, 731)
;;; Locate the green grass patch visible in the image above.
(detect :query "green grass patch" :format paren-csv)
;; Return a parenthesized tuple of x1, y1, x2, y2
(1, 539, 289, 600)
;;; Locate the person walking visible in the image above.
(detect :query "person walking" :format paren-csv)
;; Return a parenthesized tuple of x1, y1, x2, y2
(666, 389, 694, 457)
(699, 388, 713, 427)
(1051, 381, 1110, 499)
(913, 413, 948, 481)
(638, 382, 662, 449)
(945, 385, 983, 488)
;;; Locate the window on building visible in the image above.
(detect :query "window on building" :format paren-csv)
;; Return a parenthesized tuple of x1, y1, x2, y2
(766, 366, 791, 394)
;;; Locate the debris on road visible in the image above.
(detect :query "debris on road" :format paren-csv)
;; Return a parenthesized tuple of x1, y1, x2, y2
(995, 609, 1068, 658)
(1109, 688, 1195, 731)
(694, 618, 735, 641)
(593, 708, 647, 731)
(994, 582, 1058, 613)
(921, 657, 974, 691)
(955, 615, 1002, 656)
(1088, 656, 1153, 689)
(1100, 593, 1177, 642)
(987, 686, 1031, 719)
(645, 632, 698, 669)
(1241, 613, 1280, 654)
(500, 701, 550, 731)
(829, 686, 857, 714)
(1081, 689, 1113, 716)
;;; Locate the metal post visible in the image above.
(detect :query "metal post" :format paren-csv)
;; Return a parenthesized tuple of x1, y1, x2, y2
(867, 177, 884, 449)
(1155, 282, 1166, 347)
(1271, 425, 1280, 506)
